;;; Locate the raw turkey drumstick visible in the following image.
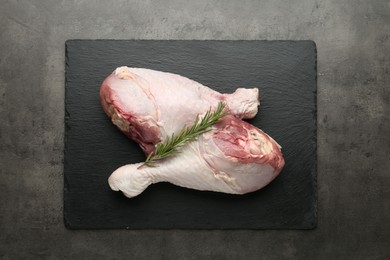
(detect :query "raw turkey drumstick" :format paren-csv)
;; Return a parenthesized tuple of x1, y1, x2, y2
(100, 66, 260, 155)
(108, 115, 285, 198)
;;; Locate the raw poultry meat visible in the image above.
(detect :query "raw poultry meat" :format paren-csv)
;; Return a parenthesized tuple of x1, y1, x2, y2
(108, 115, 285, 198)
(100, 66, 260, 154)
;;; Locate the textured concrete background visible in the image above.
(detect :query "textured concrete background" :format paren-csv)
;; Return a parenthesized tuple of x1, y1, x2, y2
(0, 0, 389, 259)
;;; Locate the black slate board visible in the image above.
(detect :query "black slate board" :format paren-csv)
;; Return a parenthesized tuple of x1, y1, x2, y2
(64, 40, 317, 229)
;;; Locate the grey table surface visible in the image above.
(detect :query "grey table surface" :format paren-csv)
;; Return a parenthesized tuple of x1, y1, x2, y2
(0, 0, 389, 259)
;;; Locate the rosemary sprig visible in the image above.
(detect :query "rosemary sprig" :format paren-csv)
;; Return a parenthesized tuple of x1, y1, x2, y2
(141, 102, 227, 168)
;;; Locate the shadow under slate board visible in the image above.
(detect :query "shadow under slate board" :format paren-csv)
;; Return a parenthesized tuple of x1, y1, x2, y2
(64, 40, 317, 229)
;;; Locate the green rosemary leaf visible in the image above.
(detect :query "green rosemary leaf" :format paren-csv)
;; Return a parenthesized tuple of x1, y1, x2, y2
(143, 102, 227, 167)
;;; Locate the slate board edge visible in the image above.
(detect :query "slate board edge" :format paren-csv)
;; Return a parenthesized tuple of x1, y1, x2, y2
(63, 40, 72, 229)
(312, 41, 318, 230)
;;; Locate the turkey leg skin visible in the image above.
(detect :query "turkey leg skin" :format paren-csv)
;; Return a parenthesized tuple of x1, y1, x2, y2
(100, 66, 260, 155)
(108, 115, 285, 198)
